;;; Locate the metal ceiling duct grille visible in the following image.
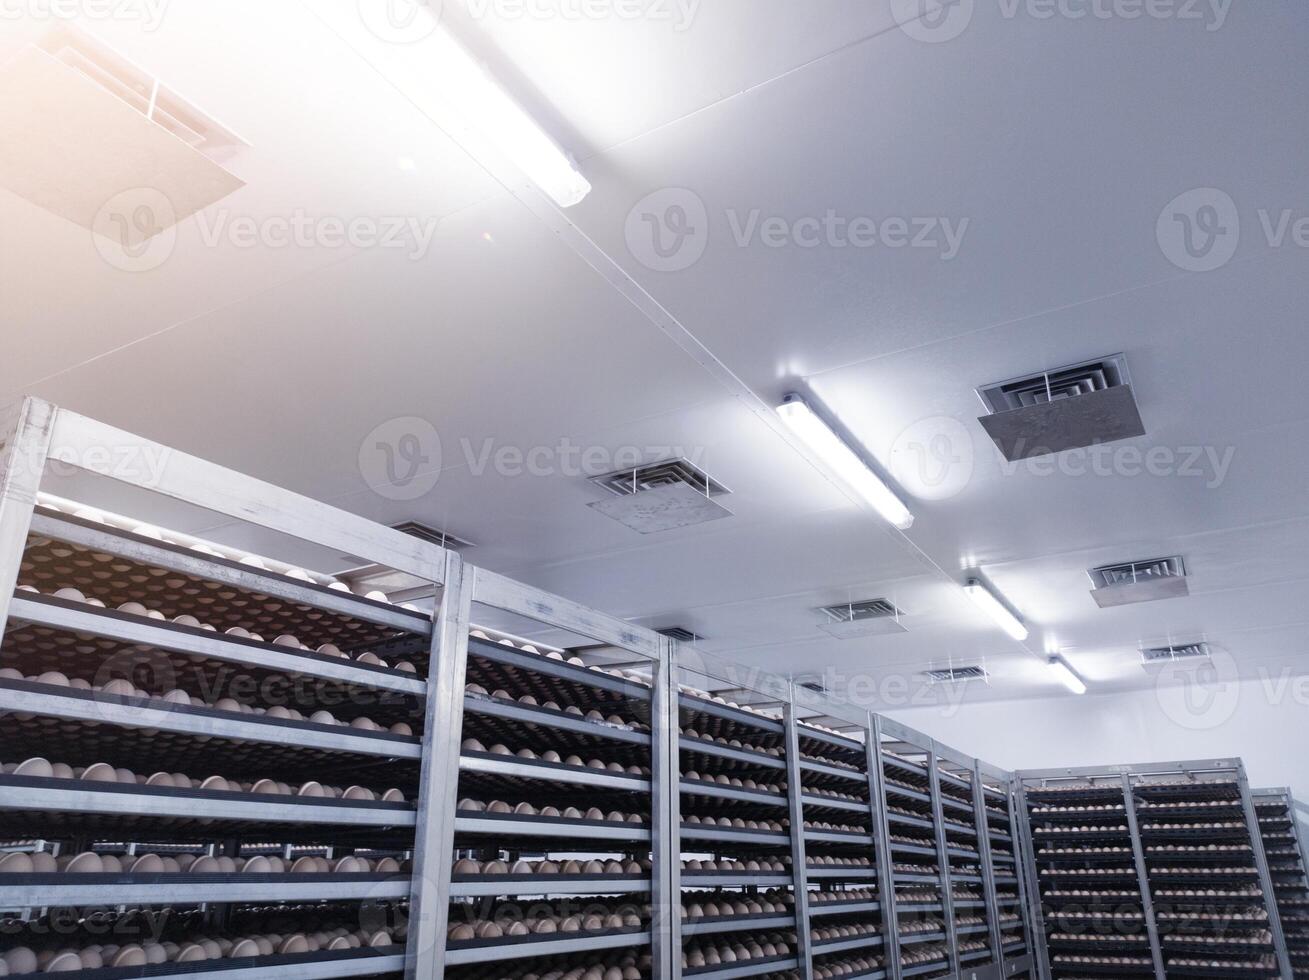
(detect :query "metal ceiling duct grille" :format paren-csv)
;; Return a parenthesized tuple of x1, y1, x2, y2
(389, 521, 476, 552)
(1141, 643, 1211, 665)
(1090, 556, 1186, 589)
(924, 665, 988, 683)
(38, 25, 245, 157)
(656, 626, 700, 643)
(1089, 555, 1188, 607)
(975, 353, 1146, 461)
(796, 676, 828, 695)
(590, 458, 728, 498)
(977, 356, 1130, 414)
(817, 599, 906, 639)
(819, 599, 900, 623)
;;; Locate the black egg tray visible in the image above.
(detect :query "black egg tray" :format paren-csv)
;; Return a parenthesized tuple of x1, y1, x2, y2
(0, 681, 422, 785)
(461, 701, 649, 760)
(21, 509, 425, 649)
(445, 923, 648, 952)
(796, 728, 866, 766)
(676, 694, 784, 743)
(0, 772, 414, 842)
(465, 642, 651, 721)
(683, 951, 796, 976)
(679, 743, 786, 778)
(2, 600, 423, 726)
(0, 945, 402, 980)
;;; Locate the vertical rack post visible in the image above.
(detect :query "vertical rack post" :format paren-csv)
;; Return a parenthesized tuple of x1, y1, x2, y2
(972, 762, 1004, 973)
(1237, 765, 1294, 978)
(926, 744, 960, 976)
(783, 700, 813, 979)
(1013, 781, 1050, 980)
(405, 551, 472, 980)
(0, 397, 53, 631)
(869, 714, 903, 980)
(1121, 773, 1166, 979)
(865, 713, 900, 979)
(652, 635, 680, 980)
(1005, 773, 1035, 976)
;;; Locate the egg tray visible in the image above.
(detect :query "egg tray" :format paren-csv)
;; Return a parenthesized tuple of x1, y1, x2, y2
(456, 773, 647, 815)
(0, 871, 406, 887)
(800, 770, 870, 796)
(1133, 780, 1240, 802)
(20, 511, 425, 651)
(682, 952, 796, 977)
(0, 684, 422, 787)
(446, 923, 648, 954)
(678, 823, 791, 849)
(2, 611, 425, 730)
(1164, 962, 1282, 977)
(676, 696, 784, 745)
(465, 647, 652, 725)
(456, 807, 648, 836)
(459, 750, 648, 789)
(679, 744, 786, 779)
(796, 730, 866, 767)
(460, 708, 650, 762)
(449, 872, 650, 889)
(0, 945, 402, 980)
(0, 774, 414, 843)
(445, 956, 649, 980)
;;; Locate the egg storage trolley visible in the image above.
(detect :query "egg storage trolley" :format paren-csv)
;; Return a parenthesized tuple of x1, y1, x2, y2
(871, 718, 1031, 980)
(1016, 761, 1292, 980)
(1252, 788, 1309, 977)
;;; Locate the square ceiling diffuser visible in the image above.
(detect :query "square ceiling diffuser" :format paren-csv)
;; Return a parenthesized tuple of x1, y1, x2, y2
(0, 27, 245, 246)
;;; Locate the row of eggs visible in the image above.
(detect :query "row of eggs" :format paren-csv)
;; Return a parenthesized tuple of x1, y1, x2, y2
(0, 925, 395, 976)
(0, 849, 404, 875)
(20, 585, 414, 673)
(683, 771, 785, 795)
(5, 667, 412, 734)
(463, 684, 639, 730)
(457, 798, 645, 824)
(681, 934, 794, 969)
(452, 858, 645, 877)
(1, 756, 406, 802)
(458, 738, 649, 776)
(446, 913, 642, 942)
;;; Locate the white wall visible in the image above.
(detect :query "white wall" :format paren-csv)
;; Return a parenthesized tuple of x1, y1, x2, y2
(884, 677, 1309, 803)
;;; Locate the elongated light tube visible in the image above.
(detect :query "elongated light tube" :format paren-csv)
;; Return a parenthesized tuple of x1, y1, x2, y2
(963, 578, 1028, 641)
(1047, 655, 1088, 695)
(425, 27, 590, 207)
(777, 395, 914, 530)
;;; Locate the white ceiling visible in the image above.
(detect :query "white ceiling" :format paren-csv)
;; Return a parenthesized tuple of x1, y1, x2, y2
(3, 0, 1308, 713)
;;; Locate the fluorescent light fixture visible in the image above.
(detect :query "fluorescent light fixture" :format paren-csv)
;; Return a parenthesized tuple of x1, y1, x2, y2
(425, 26, 590, 207)
(317, 2, 589, 208)
(777, 395, 914, 529)
(963, 578, 1028, 641)
(1047, 655, 1088, 695)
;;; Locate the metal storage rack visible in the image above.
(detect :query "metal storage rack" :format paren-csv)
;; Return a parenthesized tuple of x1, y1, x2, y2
(1252, 788, 1309, 977)
(1016, 760, 1292, 980)
(0, 397, 1033, 980)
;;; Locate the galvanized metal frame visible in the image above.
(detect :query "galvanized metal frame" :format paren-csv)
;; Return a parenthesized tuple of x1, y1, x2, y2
(1012, 780, 1049, 980)
(1235, 765, 1294, 979)
(783, 701, 815, 979)
(0, 397, 1098, 980)
(1119, 772, 1167, 978)
(970, 761, 1003, 972)
(999, 771, 1035, 976)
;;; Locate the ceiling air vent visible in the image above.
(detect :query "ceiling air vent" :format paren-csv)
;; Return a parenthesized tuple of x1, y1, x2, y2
(818, 598, 907, 639)
(590, 459, 728, 498)
(975, 353, 1145, 461)
(0, 25, 245, 246)
(796, 676, 828, 695)
(335, 522, 473, 602)
(924, 665, 989, 683)
(656, 626, 701, 643)
(1141, 643, 1211, 666)
(588, 458, 733, 534)
(1089, 555, 1188, 608)
(389, 521, 476, 552)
